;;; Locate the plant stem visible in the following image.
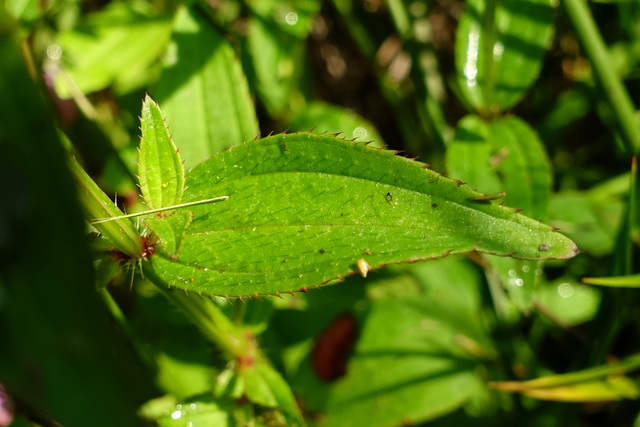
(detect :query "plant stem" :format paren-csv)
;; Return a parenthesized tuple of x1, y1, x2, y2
(563, 0, 640, 155)
(69, 155, 248, 358)
(142, 264, 249, 358)
(493, 352, 640, 390)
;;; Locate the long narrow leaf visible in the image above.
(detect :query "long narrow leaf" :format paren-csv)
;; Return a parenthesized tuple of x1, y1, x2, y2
(148, 133, 578, 297)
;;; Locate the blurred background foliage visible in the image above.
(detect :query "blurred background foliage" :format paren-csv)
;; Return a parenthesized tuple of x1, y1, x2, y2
(2, 0, 640, 426)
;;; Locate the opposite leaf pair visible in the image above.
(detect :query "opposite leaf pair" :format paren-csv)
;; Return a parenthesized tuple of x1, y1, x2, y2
(99, 96, 578, 298)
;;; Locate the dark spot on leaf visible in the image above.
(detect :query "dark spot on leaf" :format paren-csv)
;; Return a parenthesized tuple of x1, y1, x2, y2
(319, 248, 325, 254)
(386, 192, 393, 202)
(539, 244, 549, 251)
(431, 203, 438, 208)
(312, 313, 357, 382)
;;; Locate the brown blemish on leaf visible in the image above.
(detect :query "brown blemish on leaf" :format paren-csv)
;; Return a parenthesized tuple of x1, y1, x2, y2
(312, 313, 358, 382)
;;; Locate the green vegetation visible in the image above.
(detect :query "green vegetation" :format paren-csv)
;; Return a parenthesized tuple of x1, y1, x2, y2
(1, 0, 640, 426)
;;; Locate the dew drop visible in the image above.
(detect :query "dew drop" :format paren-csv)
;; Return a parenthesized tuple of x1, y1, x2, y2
(464, 30, 480, 87)
(508, 269, 517, 278)
(493, 41, 504, 58)
(514, 278, 524, 287)
(521, 265, 530, 273)
(285, 11, 298, 25)
(557, 282, 574, 298)
(353, 126, 368, 139)
(171, 410, 182, 420)
(46, 44, 62, 60)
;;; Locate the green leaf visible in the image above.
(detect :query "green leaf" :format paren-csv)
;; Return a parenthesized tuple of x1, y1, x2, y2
(0, 34, 154, 426)
(139, 95, 185, 210)
(549, 191, 622, 255)
(149, 133, 578, 297)
(446, 114, 502, 195)
(288, 101, 385, 148)
(534, 279, 600, 326)
(317, 295, 487, 426)
(493, 376, 639, 402)
(5, 0, 41, 26)
(582, 274, 640, 288)
(242, 361, 305, 426)
(157, 396, 234, 426)
(54, 2, 172, 97)
(491, 352, 640, 401)
(246, 0, 321, 39)
(145, 211, 193, 260)
(455, 0, 554, 113)
(246, 15, 308, 116)
(612, 157, 638, 275)
(94, 254, 120, 290)
(490, 117, 551, 221)
(244, 1, 321, 116)
(155, 5, 259, 169)
(447, 115, 552, 311)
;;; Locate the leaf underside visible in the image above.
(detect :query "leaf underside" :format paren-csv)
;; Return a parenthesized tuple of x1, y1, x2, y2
(149, 133, 578, 297)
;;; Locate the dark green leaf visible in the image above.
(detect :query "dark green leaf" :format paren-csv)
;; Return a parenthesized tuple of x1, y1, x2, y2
(0, 34, 154, 426)
(318, 289, 488, 425)
(246, 15, 308, 116)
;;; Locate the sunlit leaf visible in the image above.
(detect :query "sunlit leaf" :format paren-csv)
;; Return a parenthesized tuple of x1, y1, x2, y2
(54, 2, 171, 97)
(582, 274, 640, 287)
(155, 5, 259, 169)
(148, 133, 578, 297)
(157, 396, 233, 426)
(447, 115, 552, 311)
(139, 95, 185, 210)
(455, 0, 554, 113)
